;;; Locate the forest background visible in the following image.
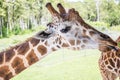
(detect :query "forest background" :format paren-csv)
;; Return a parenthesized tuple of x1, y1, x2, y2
(0, 0, 120, 38)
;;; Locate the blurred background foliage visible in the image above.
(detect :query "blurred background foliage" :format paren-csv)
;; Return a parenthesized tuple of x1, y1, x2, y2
(0, 0, 120, 38)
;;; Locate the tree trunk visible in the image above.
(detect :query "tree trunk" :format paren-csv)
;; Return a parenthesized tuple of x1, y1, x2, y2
(95, 0, 100, 21)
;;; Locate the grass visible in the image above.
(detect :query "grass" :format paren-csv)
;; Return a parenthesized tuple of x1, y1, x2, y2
(12, 49, 102, 80)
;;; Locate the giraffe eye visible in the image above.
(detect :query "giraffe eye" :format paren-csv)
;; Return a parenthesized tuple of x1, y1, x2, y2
(60, 26, 71, 33)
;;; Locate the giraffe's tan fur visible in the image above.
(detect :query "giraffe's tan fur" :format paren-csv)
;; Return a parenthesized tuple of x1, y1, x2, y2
(99, 36, 120, 80)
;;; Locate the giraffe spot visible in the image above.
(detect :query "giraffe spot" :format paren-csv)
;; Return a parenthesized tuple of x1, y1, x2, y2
(109, 59, 115, 67)
(114, 58, 117, 62)
(81, 45, 85, 48)
(107, 52, 111, 57)
(103, 55, 107, 60)
(0, 52, 4, 64)
(0, 66, 9, 77)
(52, 48, 56, 51)
(30, 38, 40, 47)
(116, 52, 120, 57)
(76, 23, 78, 26)
(41, 40, 44, 42)
(4, 72, 13, 80)
(55, 38, 59, 43)
(59, 40, 62, 44)
(111, 52, 115, 58)
(69, 40, 75, 45)
(17, 42, 30, 55)
(83, 39, 88, 43)
(114, 69, 117, 73)
(77, 40, 81, 44)
(84, 36, 90, 39)
(12, 57, 23, 68)
(12, 57, 26, 74)
(105, 61, 108, 64)
(57, 45, 60, 48)
(62, 43, 69, 47)
(83, 29, 86, 35)
(26, 50, 39, 65)
(89, 31, 96, 36)
(75, 32, 78, 37)
(37, 45, 47, 55)
(5, 49, 15, 62)
(73, 47, 76, 50)
(117, 59, 120, 68)
(45, 41, 48, 46)
(77, 47, 80, 50)
(15, 64, 26, 74)
(107, 66, 113, 69)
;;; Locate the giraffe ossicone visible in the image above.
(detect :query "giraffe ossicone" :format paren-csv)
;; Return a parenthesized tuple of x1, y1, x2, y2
(0, 3, 117, 80)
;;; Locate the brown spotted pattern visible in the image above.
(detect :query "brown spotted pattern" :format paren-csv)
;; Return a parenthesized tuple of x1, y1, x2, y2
(17, 42, 30, 55)
(12, 57, 26, 74)
(0, 52, 4, 64)
(0, 38, 48, 80)
(26, 50, 39, 65)
(99, 38, 120, 80)
(89, 31, 96, 36)
(5, 49, 15, 62)
(37, 45, 47, 55)
(0, 66, 13, 79)
(69, 40, 75, 45)
(29, 38, 40, 47)
(62, 43, 69, 47)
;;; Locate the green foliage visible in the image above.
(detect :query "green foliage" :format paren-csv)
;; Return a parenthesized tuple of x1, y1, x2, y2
(88, 21, 110, 30)
(0, 0, 120, 38)
(0, 0, 44, 38)
(118, 42, 120, 48)
(1, 26, 8, 38)
(12, 25, 22, 35)
(100, 0, 120, 26)
(110, 25, 120, 31)
(88, 21, 109, 27)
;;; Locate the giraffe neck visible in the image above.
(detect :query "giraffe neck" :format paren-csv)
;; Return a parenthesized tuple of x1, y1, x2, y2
(0, 36, 62, 80)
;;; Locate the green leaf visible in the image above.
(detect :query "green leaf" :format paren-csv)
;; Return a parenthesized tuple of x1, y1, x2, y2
(118, 42, 120, 48)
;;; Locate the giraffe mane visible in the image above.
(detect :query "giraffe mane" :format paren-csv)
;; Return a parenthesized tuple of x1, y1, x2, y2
(0, 37, 32, 54)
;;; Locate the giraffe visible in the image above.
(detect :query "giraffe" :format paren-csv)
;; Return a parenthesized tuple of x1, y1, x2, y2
(99, 36, 120, 80)
(0, 3, 117, 80)
(116, 36, 120, 43)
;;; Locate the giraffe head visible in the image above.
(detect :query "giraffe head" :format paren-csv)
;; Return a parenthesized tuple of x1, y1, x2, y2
(45, 3, 117, 50)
